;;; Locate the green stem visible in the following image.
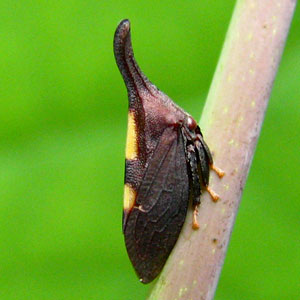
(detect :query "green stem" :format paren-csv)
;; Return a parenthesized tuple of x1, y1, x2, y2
(147, 1, 296, 299)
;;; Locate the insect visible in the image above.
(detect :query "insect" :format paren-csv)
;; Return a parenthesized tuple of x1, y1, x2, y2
(113, 19, 224, 284)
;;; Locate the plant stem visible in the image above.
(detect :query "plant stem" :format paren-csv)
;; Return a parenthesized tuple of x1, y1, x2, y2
(147, 1, 296, 299)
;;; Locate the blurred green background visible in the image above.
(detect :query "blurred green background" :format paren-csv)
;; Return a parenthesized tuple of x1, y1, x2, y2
(1, 1, 299, 299)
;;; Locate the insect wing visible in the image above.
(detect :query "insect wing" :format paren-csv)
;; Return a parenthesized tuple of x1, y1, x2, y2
(124, 127, 189, 283)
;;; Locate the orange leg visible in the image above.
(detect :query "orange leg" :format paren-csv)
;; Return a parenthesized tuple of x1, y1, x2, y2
(210, 164, 225, 178)
(192, 206, 200, 230)
(192, 165, 224, 229)
(206, 186, 219, 202)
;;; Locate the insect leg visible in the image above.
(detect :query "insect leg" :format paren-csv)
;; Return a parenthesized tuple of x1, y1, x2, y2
(210, 164, 225, 178)
(197, 133, 225, 178)
(195, 140, 209, 186)
(205, 186, 219, 202)
(186, 144, 201, 229)
(195, 140, 220, 202)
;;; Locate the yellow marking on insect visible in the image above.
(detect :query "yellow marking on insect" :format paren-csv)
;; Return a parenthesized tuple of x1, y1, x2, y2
(125, 112, 138, 159)
(123, 184, 136, 210)
(212, 248, 216, 254)
(251, 100, 256, 107)
(273, 28, 277, 36)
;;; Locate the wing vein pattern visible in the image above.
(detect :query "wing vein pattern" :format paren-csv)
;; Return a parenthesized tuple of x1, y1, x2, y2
(124, 126, 189, 283)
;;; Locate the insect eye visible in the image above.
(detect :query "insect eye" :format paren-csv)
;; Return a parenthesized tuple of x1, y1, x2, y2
(187, 117, 197, 130)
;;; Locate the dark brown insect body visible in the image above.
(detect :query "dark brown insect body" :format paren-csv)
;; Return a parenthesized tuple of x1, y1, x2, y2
(113, 19, 223, 284)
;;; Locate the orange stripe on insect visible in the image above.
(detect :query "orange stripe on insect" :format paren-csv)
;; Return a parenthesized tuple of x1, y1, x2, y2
(123, 183, 136, 211)
(125, 112, 138, 160)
